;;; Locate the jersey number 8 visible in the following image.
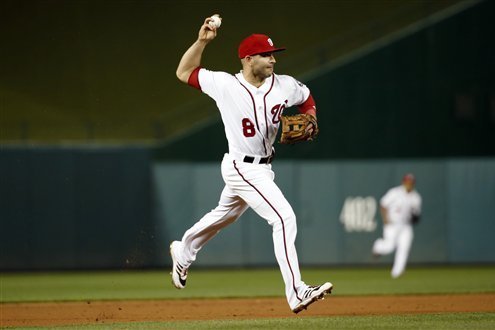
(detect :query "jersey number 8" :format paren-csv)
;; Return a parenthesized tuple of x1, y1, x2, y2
(242, 118, 256, 137)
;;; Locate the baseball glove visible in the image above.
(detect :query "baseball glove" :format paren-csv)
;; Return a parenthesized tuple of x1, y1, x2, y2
(280, 114, 319, 144)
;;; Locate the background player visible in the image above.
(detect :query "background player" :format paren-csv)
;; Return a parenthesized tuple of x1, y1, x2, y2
(169, 15, 332, 313)
(372, 173, 422, 278)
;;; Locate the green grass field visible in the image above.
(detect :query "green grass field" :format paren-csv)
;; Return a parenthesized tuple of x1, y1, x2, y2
(2, 266, 495, 329)
(50, 313, 495, 330)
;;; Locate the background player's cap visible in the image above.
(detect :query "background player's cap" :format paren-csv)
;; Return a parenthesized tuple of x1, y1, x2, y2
(238, 34, 286, 59)
(402, 173, 416, 183)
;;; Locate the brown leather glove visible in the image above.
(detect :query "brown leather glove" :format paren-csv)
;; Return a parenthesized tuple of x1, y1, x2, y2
(280, 114, 319, 144)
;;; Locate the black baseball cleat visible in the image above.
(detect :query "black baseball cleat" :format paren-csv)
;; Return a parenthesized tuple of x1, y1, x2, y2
(292, 282, 333, 314)
(169, 241, 188, 289)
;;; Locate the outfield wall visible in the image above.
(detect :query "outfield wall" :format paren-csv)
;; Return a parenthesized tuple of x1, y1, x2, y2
(1, 147, 494, 270)
(154, 158, 495, 267)
(0, 146, 157, 270)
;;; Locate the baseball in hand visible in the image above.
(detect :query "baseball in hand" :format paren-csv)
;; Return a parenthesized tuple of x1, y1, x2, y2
(208, 14, 222, 29)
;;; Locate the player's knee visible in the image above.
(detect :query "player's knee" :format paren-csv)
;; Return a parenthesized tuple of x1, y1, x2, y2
(271, 208, 295, 225)
(287, 210, 296, 221)
(282, 210, 297, 229)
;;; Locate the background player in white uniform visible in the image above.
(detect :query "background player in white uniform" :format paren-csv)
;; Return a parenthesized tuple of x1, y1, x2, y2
(169, 15, 332, 313)
(372, 173, 422, 278)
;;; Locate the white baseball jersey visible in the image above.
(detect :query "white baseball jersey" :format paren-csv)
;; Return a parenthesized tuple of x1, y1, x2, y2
(380, 185, 422, 224)
(197, 69, 310, 157)
(177, 68, 315, 309)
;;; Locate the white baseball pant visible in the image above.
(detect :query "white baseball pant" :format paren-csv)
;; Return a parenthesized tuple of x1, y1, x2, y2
(175, 153, 306, 309)
(372, 223, 414, 278)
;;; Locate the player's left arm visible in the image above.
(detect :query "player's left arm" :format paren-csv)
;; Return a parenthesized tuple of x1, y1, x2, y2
(291, 78, 318, 133)
(278, 77, 319, 142)
(298, 94, 317, 118)
(297, 94, 318, 136)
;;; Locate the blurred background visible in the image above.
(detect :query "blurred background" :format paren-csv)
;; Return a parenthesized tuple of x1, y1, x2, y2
(1, 0, 494, 270)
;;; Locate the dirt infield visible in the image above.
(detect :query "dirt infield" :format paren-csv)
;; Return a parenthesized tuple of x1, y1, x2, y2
(2, 293, 494, 327)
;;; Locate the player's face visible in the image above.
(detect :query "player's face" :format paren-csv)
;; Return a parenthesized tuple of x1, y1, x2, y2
(403, 180, 414, 192)
(250, 52, 276, 79)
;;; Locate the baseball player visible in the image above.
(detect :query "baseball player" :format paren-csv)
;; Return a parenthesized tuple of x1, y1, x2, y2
(169, 15, 332, 313)
(372, 173, 422, 278)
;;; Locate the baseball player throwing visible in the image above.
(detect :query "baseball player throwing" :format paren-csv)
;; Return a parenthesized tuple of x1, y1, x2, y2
(372, 173, 422, 278)
(169, 15, 332, 313)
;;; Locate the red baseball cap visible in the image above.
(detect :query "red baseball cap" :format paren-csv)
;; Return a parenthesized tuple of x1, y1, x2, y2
(238, 34, 286, 59)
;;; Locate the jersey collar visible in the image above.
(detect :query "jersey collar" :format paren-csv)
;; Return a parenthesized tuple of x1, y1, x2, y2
(237, 71, 274, 92)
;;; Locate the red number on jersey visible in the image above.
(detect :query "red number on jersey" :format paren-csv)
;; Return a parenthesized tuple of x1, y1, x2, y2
(242, 118, 256, 137)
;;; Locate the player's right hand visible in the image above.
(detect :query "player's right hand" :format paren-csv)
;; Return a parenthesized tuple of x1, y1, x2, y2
(198, 17, 217, 42)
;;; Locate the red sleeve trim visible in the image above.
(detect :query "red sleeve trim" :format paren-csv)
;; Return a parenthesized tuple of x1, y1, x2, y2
(298, 94, 317, 115)
(187, 67, 202, 90)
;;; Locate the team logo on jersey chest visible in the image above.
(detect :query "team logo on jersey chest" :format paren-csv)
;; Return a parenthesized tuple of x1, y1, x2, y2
(271, 100, 288, 124)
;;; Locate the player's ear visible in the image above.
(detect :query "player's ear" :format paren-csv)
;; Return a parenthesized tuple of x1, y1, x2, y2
(241, 56, 253, 68)
(248, 55, 257, 67)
